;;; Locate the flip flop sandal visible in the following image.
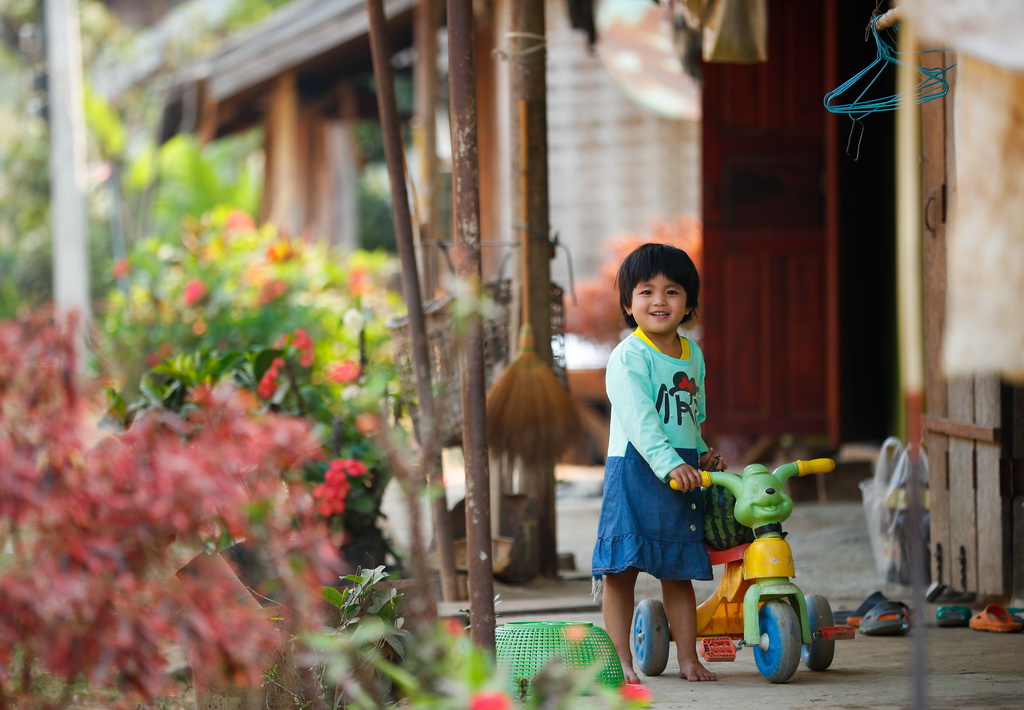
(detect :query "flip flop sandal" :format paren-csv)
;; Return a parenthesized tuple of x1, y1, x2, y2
(1008, 608, 1024, 624)
(843, 590, 888, 628)
(859, 600, 911, 636)
(969, 604, 1024, 633)
(936, 605, 971, 627)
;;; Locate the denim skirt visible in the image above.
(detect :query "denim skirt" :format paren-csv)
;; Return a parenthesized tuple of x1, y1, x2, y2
(591, 444, 712, 581)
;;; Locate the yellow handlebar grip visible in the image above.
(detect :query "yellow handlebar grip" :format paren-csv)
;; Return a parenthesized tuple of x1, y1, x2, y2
(796, 458, 836, 476)
(669, 471, 712, 489)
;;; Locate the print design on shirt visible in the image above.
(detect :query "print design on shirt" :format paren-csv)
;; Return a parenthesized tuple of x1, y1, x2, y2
(656, 371, 699, 427)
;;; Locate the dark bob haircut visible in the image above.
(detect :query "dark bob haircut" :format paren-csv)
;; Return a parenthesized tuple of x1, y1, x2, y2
(616, 243, 700, 328)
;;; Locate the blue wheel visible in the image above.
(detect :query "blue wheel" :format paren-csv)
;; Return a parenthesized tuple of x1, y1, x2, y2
(632, 598, 670, 676)
(753, 599, 801, 683)
(802, 594, 836, 671)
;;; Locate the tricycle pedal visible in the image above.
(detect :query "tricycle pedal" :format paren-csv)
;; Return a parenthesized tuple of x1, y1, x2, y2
(700, 637, 737, 662)
(819, 625, 856, 640)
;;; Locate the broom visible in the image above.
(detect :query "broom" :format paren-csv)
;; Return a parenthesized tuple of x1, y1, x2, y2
(486, 100, 582, 467)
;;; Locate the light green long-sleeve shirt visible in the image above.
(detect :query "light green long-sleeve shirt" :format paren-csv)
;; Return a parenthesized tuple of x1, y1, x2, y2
(605, 329, 708, 481)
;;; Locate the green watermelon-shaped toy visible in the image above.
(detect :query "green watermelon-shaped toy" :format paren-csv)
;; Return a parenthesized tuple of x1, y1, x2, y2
(703, 485, 754, 551)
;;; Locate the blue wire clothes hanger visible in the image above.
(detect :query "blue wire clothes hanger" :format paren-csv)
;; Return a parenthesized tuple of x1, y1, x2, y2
(824, 9, 956, 122)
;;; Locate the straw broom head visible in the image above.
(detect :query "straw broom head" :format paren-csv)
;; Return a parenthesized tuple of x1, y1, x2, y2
(486, 325, 583, 465)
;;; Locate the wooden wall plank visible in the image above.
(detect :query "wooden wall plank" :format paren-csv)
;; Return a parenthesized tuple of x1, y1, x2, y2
(948, 377, 977, 592)
(921, 46, 951, 587)
(926, 433, 951, 586)
(975, 374, 1007, 595)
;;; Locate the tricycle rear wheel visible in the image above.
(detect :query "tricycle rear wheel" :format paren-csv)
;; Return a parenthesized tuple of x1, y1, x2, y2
(632, 598, 670, 676)
(802, 594, 836, 671)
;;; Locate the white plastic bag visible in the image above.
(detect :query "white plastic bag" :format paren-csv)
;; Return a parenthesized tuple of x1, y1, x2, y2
(859, 438, 930, 584)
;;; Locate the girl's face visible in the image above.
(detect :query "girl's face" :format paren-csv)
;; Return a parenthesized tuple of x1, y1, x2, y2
(626, 274, 691, 339)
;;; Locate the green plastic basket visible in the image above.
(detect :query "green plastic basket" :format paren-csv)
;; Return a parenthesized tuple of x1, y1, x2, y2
(494, 621, 624, 698)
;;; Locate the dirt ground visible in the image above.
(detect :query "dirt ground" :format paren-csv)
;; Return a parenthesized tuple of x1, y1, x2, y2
(411, 464, 1024, 709)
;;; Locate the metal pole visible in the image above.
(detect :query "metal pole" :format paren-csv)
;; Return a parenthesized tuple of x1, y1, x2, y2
(447, 0, 496, 649)
(365, 0, 456, 620)
(896, 20, 928, 710)
(44, 0, 92, 351)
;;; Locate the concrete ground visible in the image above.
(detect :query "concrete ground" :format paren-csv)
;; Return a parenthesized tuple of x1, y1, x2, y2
(401, 463, 1024, 709)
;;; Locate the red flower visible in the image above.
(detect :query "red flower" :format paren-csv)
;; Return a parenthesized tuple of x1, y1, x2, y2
(619, 682, 652, 704)
(258, 279, 288, 305)
(182, 279, 208, 307)
(348, 267, 370, 296)
(257, 357, 285, 399)
(112, 258, 129, 280)
(275, 329, 315, 367)
(225, 209, 255, 233)
(326, 360, 361, 385)
(469, 691, 513, 710)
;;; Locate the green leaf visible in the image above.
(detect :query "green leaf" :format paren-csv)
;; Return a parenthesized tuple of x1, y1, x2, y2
(83, 87, 126, 157)
(321, 586, 348, 610)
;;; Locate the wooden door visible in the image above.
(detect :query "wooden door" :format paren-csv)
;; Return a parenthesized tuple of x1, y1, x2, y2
(701, 0, 836, 440)
(921, 49, 1013, 597)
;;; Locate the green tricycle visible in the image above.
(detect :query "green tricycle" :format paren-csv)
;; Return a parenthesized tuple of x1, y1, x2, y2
(631, 458, 856, 683)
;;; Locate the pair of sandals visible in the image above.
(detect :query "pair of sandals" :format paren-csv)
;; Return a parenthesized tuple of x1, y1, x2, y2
(835, 591, 911, 636)
(939, 604, 1024, 632)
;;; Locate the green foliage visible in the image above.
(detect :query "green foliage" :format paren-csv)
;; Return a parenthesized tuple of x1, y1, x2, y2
(144, 133, 262, 238)
(308, 610, 654, 710)
(322, 565, 409, 655)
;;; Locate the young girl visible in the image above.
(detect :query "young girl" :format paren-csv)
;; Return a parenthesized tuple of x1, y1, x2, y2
(592, 242, 726, 684)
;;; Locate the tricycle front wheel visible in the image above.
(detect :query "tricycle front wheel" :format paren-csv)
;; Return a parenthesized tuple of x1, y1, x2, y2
(753, 599, 801, 683)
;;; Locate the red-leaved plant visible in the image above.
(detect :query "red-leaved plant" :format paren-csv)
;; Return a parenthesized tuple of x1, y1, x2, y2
(565, 217, 703, 348)
(0, 311, 340, 709)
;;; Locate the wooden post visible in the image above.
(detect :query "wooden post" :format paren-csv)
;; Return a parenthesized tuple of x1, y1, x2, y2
(44, 0, 92, 347)
(447, 0, 497, 649)
(264, 72, 302, 235)
(413, 0, 442, 298)
(365, 0, 456, 619)
(511, 0, 560, 578)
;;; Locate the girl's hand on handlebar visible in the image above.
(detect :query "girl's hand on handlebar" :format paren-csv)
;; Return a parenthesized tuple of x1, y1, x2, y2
(699, 448, 726, 472)
(667, 464, 702, 492)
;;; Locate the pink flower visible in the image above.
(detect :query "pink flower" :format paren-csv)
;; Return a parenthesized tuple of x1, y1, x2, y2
(326, 360, 361, 385)
(183, 279, 208, 307)
(468, 691, 513, 710)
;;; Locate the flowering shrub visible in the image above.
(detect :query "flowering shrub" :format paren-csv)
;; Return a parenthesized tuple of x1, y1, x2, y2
(565, 217, 703, 347)
(0, 311, 339, 708)
(97, 206, 402, 398)
(105, 324, 395, 573)
(99, 207, 403, 571)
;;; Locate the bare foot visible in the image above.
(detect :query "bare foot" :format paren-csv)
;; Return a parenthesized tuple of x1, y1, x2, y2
(621, 664, 640, 685)
(679, 658, 717, 682)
